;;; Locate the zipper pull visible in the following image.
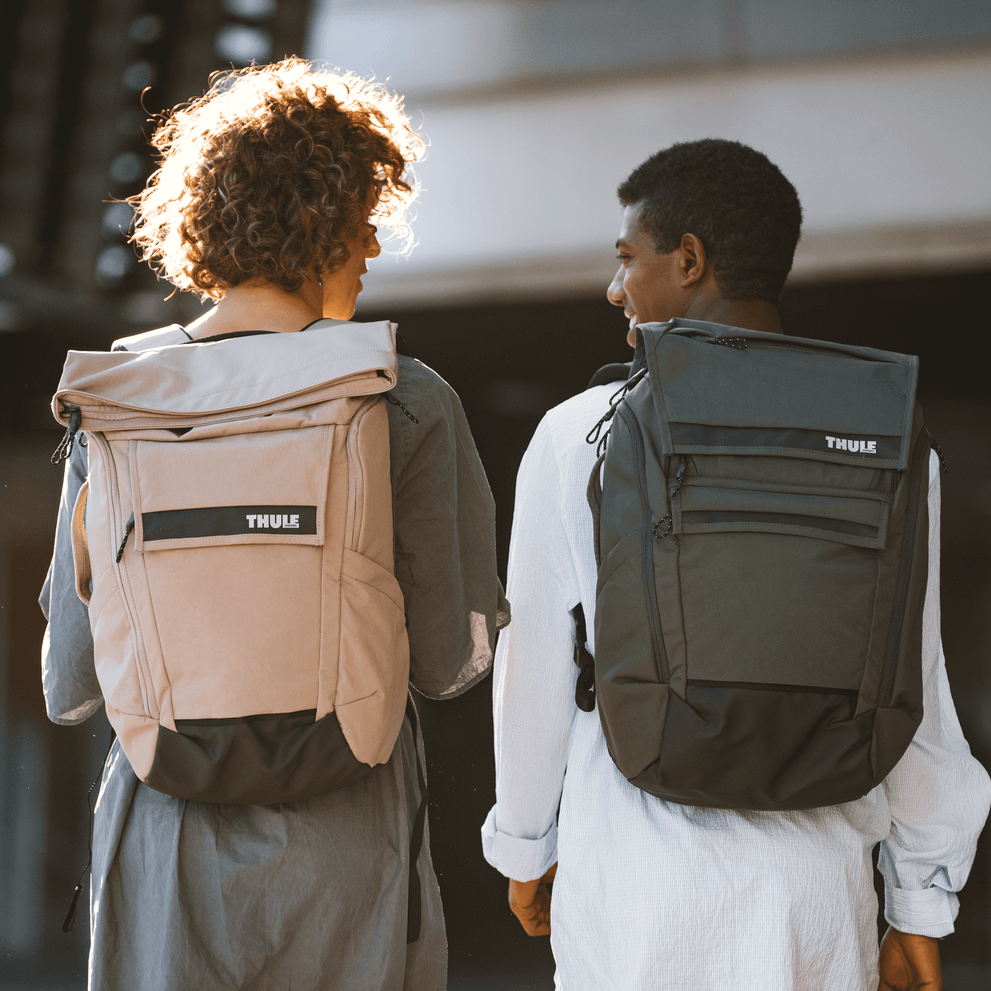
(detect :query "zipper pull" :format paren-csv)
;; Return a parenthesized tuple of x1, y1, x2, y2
(653, 515, 672, 539)
(654, 458, 689, 539)
(51, 404, 82, 465)
(383, 392, 419, 423)
(116, 514, 135, 563)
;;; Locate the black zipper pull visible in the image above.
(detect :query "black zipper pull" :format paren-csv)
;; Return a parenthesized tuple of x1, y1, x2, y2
(383, 392, 419, 423)
(62, 878, 86, 934)
(654, 458, 689, 539)
(51, 405, 82, 465)
(116, 514, 135, 563)
(586, 368, 648, 448)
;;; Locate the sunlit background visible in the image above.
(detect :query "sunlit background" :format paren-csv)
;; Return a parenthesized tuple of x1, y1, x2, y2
(1, 2, 989, 989)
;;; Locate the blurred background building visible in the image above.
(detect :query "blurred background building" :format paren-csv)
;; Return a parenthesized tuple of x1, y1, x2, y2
(1, 1, 988, 988)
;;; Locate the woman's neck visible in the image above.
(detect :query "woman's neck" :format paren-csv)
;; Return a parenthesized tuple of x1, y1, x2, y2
(185, 277, 326, 340)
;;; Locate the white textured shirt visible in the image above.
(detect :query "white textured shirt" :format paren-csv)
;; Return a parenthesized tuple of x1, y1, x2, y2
(482, 383, 990, 991)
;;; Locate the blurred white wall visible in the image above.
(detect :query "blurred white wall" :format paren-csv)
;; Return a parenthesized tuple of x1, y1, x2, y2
(308, 1, 991, 308)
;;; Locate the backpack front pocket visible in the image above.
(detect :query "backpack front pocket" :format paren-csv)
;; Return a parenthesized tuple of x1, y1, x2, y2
(131, 427, 332, 552)
(674, 476, 892, 550)
(670, 471, 888, 692)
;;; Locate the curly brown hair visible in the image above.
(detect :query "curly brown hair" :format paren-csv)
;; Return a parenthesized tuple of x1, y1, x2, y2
(128, 57, 424, 299)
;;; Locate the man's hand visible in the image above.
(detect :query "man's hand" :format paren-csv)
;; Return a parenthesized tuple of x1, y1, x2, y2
(508, 863, 558, 936)
(878, 925, 943, 990)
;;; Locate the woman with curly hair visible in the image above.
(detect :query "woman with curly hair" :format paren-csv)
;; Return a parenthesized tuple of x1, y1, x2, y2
(41, 58, 508, 991)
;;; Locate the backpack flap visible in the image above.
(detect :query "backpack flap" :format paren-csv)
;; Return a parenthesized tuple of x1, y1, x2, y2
(638, 322, 918, 552)
(640, 321, 917, 470)
(52, 319, 398, 432)
(130, 424, 331, 553)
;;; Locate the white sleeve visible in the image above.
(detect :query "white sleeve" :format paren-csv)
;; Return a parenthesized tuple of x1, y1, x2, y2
(878, 451, 991, 937)
(481, 414, 582, 882)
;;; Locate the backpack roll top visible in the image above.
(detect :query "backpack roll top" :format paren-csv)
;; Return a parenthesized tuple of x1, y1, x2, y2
(52, 319, 399, 430)
(53, 322, 411, 805)
(590, 319, 929, 811)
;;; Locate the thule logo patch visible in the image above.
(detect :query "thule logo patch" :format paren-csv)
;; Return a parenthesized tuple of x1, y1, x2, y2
(246, 513, 300, 529)
(142, 505, 318, 541)
(826, 435, 877, 454)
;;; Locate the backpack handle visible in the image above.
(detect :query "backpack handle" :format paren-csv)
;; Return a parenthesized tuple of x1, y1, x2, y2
(70, 479, 92, 606)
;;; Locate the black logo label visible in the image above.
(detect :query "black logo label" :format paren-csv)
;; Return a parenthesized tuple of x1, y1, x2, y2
(143, 506, 318, 540)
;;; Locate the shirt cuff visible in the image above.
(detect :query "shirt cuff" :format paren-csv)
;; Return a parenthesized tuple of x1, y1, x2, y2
(884, 883, 959, 938)
(481, 806, 558, 882)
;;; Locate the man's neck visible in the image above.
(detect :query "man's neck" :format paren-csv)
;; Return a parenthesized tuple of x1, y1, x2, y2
(680, 296, 784, 335)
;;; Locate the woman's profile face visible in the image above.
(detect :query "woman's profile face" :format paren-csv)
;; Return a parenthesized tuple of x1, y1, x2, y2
(322, 220, 381, 320)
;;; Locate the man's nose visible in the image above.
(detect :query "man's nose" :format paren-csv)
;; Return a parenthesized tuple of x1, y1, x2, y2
(606, 266, 625, 307)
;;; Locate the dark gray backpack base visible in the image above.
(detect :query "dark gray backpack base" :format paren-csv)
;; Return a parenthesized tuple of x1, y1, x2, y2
(630, 684, 921, 811)
(586, 320, 930, 811)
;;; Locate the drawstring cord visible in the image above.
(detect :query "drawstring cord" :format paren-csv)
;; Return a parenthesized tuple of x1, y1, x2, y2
(585, 368, 648, 453)
(52, 405, 82, 465)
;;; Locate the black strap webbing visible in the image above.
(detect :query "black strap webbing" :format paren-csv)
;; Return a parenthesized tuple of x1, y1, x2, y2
(571, 604, 596, 712)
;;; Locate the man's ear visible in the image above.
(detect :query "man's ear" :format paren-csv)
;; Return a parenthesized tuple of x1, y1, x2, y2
(678, 234, 708, 287)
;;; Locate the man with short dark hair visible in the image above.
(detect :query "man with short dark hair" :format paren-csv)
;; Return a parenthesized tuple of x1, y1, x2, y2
(482, 139, 989, 990)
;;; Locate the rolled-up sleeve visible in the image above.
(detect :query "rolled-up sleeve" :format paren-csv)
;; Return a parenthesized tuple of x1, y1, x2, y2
(878, 452, 991, 937)
(482, 414, 581, 882)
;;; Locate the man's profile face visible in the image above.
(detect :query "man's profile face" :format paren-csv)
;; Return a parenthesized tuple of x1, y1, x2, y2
(606, 202, 685, 347)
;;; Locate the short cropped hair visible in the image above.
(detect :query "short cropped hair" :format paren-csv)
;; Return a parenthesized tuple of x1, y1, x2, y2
(128, 57, 424, 299)
(617, 139, 802, 304)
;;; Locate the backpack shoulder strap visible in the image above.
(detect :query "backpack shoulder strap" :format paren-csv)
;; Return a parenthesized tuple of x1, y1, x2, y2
(570, 603, 596, 712)
(586, 362, 632, 390)
(112, 324, 192, 352)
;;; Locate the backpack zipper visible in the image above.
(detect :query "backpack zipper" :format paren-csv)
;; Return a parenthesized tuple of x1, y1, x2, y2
(876, 431, 930, 709)
(705, 335, 881, 362)
(616, 404, 670, 684)
(346, 399, 382, 549)
(89, 433, 156, 718)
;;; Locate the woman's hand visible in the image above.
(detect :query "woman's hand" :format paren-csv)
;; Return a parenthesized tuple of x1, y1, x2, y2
(508, 863, 558, 936)
(877, 925, 943, 990)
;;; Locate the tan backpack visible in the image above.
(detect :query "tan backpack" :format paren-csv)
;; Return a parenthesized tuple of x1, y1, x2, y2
(51, 320, 411, 804)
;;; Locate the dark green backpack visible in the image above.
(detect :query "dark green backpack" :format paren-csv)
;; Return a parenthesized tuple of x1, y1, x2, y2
(583, 319, 933, 811)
